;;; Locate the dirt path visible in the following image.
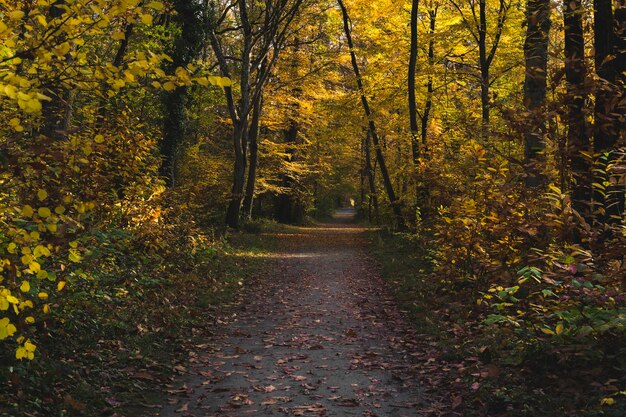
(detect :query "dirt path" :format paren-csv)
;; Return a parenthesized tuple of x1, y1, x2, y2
(156, 210, 426, 417)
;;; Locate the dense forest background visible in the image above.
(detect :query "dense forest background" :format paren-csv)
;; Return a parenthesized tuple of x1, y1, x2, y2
(0, 0, 625, 415)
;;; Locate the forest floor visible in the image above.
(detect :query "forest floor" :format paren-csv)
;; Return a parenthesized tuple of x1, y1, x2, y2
(150, 209, 443, 417)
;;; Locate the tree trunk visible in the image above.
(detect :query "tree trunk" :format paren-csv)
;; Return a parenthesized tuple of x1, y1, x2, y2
(523, 0, 550, 186)
(274, 121, 304, 223)
(420, 8, 437, 149)
(41, 0, 71, 140)
(242, 96, 263, 219)
(593, 0, 616, 151)
(408, 0, 420, 164)
(338, 0, 404, 229)
(478, 0, 490, 138)
(160, 0, 206, 186)
(364, 129, 379, 223)
(564, 0, 591, 218)
(96, 23, 134, 130)
(225, 121, 247, 228)
(611, 0, 626, 216)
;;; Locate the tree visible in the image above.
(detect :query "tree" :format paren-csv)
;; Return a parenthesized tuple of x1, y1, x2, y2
(522, 0, 550, 187)
(449, 0, 511, 139)
(337, 0, 405, 229)
(408, 0, 420, 164)
(208, 0, 305, 228)
(563, 0, 590, 218)
(160, 0, 208, 186)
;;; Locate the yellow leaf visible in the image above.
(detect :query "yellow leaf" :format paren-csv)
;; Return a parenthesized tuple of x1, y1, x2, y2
(25, 316, 35, 324)
(112, 31, 126, 40)
(555, 323, 564, 335)
(37, 189, 48, 201)
(601, 397, 615, 406)
(22, 205, 34, 217)
(36, 270, 48, 280)
(0, 21, 8, 34)
(162, 81, 176, 91)
(141, 14, 153, 25)
(25, 340, 36, 352)
(36, 14, 48, 27)
(195, 77, 209, 87)
(4, 84, 17, 99)
(6, 295, 19, 304)
(24, 98, 42, 113)
(9, 10, 25, 20)
(217, 77, 232, 87)
(540, 327, 554, 335)
(34, 245, 51, 258)
(47, 223, 58, 233)
(20, 281, 30, 292)
(21, 254, 33, 265)
(7, 243, 17, 254)
(38, 207, 51, 218)
(0, 317, 17, 339)
(43, 304, 50, 313)
(28, 261, 41, 273)
(68, 249, 81, 263)
(146, 1, 164, 10)
(94, 134, 105, 143)
(38, 292, 48, 300)
(57, 281, 66, 291)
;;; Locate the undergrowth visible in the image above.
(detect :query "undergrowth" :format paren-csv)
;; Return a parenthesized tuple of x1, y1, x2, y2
(369, 230, 626, 417)
(0, 226, 275, 417)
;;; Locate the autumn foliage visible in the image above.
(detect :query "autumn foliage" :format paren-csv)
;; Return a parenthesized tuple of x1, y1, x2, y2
(0, 0, 625, 415)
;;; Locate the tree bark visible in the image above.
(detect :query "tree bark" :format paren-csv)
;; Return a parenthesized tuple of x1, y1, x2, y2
(523, 0, 550, 186)
(160, 0, 206, 186)
(408, 0, 420, 164)
(479, 0, 490, 137)
(364, 129, 379, 223)
(242, 96, 263, 219)
(338, 0, 404, 229)
(420, 8, 437, 149)
(564, 0, 591, 218)
(41, 0, 71, 140)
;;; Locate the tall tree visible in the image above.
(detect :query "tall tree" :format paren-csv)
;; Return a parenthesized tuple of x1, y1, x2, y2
(522, 0, 550, 186)
(450, 0, 511, 139)
(408, 0, 420, 164)
(241, 97, 263, 219)
(209, 0, 304, 228)
(337, 0, 404, 229)
(564, 0, 590, 217)
(160, 0, 207, 186)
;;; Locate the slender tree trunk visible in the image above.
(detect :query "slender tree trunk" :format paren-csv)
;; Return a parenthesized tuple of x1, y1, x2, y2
(408, 0, 420, 164)
(338, 0, 404, 229)
(420, 8, 437, 148)
(364, 129, 379, 223)
(611, 0, 626, 216)
(41, 0, 71, 140)
(242, 97, 263, 219)
(564, 0, 591, 218)
(523, 0, 550, 186)
(225, 0, 254, 228)
(594, 0, 616, 150)
(96, 23, 134, 130)
(478, 0, 490, 138)
(160, 0, 206, 186)
(225, 120, 248, 228)
(593, 0, 619, 220)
